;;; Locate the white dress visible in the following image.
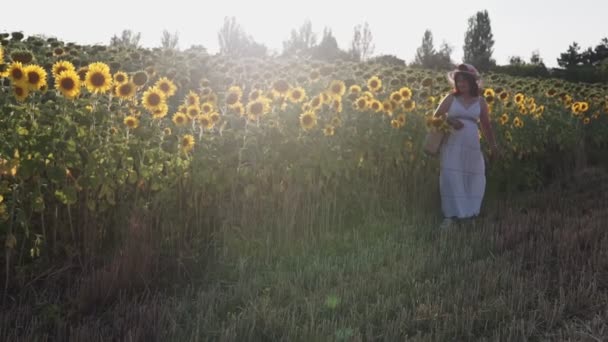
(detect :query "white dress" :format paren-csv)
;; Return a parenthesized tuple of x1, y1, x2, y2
(439, 96, 486, 219)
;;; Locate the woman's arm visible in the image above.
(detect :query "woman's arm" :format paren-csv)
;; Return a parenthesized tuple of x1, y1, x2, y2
(433, 94, 463, 129)
(433, 94, 453, 118)
(479, 98, 499, 154)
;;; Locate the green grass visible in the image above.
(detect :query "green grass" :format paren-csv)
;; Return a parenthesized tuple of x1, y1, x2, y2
(2, 181, 608, 341)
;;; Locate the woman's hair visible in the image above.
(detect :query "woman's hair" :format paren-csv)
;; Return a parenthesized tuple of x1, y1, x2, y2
(452, 72, 479, 97)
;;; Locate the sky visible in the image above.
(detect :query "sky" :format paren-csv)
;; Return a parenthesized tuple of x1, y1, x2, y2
(2, 0, 606, 68)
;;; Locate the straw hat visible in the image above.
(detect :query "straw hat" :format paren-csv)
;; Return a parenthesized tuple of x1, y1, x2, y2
(447, 63, 481, 85)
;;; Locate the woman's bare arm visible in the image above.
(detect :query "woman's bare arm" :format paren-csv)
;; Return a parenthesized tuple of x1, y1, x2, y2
(433, 94, 453, 118)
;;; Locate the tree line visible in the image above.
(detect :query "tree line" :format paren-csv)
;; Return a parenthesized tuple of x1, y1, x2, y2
(108, 11, 608, 83)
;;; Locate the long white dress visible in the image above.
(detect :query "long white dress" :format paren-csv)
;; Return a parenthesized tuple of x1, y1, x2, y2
(439, 96, 486, 219)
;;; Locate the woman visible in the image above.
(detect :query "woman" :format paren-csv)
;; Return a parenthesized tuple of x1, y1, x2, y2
(432, 63, 499, 229)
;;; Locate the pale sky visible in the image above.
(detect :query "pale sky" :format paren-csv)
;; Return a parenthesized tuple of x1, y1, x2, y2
(2, 0, 606, 68)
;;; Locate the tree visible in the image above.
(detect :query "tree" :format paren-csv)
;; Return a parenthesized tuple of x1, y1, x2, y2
(161, 30, 179, 51)
(509, 56, 525, 65)
(311, 28, 349, 61)
(435, 42, 454, 70)
(557, 42, 582, 68)
(282, 20, 317, 56)
(414, 29, 436, 68)
(110, 29, 141, 49)
(463, 10, 495, 71)
(218, 17, 267, 58)
(218, 16, 249, 56)
(529, 50, 543, 65)
(349, 22, 374, 62)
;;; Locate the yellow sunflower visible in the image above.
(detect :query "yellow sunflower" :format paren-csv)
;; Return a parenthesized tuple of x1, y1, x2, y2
(185, 91, 200, 107)
(54, 70, 81, 99)
(52, 60, 76, 78)
(484, 88, 495, 98)
(196, 114, 214, 129)
(13, 83, 29, 102)
(142, 87, 167, 112)
(354, 96, 369, 111)
(172, 112, 189, 127)
(180, 134, 195, 153)
(232, 102, 245, 116)
(225, 86, 243, 107)
(85, 62, 113, 94)
(299, 111, 317, 130)
(123, 115, 139, 129)
(499, 113, 509, 125)
(200, 102, 214, 115)
(209, 112, 220, 124)
(398, 87, 413, 100)
(328, 80, 346, 98)
(163, 127, 172, 136)
(23, 64, 47, 91)
(390, 91, 403, 103)
(288, 87, 306, 103)
(367, 76, 382, 92)
(513, 116, 524, 128)
(403, 99, 416, 112)
(370, 99, 382, 113)
(151, 103, 169, 119)
(349, 84, 362, 94)
(187, 105, 201, 119)
(115, 81, 137, 99)
(390, 119, 401, 129)
(323, 125, 335, 136)
(310, 95, 323, 110)
(246, 98, 270, 117)
(382, 100, 394, 115)
(513, 93, 524, 105)
(113, 71, 129, 85)
(154, 77, 177, 97)
(7, 62, 26, 84)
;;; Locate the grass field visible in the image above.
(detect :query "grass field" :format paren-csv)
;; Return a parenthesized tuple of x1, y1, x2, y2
(2, 168, 607, 341)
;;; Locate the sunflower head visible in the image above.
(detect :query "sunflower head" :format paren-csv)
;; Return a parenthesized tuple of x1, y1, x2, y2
(85, 62, 113, 94)
(154, 77, 177, 97)
(123, 115, 140, 129)
(55, 70, 81, 99)
(367, 76, 382, 92)
(271, 79, 290, 96)
(180, 134, 195, 153)
(23, 64, 47, 90)
(288, 87, 306, 103)
(299, 111, 317, 130)
(13, 83, 29, 102)
(323, 125, 335, 136)
(142, 87, 167, 112)
(398, 87, 412, 100)
(113, 71, 129, 85)
(172, 112, 189, 127)
(115, 81, 136, 99)
(7, 62, 25, 84)
(52, 60, 76, 78)
(328, 80, 346, 98)
(225, 86, 242, 107)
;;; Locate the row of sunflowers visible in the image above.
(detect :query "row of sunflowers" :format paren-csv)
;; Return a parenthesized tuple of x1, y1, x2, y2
(0, 32, 607, 262)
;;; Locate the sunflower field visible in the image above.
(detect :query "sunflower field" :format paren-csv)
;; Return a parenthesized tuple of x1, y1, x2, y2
(1, 31, 608, 283)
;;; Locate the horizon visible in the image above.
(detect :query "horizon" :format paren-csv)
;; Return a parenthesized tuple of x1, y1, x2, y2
(2, 0, 607, 68)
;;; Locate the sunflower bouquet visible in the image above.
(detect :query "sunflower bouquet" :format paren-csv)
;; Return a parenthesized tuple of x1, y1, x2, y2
(423, 114, 453, 156)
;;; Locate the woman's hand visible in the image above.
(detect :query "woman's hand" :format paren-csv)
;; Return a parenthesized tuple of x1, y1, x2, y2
(447, 118, 464, 130)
